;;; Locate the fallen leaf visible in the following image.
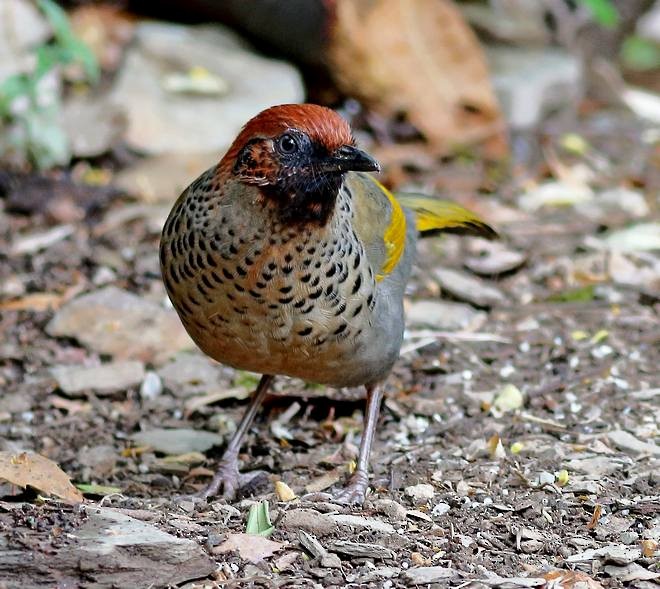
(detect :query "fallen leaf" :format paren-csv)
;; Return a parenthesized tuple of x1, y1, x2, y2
(0, 452, 83, 503)
(493, 384, 524, 414)
(214, 533, 283, 564)
(274, 481, 297, 502)
(0, 293, 64, 312)
(588, 504, 603, 529)
(543, 570, 604, 588)
(76, 483, 122, 496)
(246, 500, 275, 537)
(327, 0, 506, 155)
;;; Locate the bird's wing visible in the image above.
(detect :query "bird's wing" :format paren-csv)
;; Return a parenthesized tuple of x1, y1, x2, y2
(396, 194, 498, 240)
(346, 173, 409, 282)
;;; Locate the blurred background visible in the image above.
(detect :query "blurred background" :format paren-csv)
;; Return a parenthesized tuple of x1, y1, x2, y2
(0, 2, 659, 585)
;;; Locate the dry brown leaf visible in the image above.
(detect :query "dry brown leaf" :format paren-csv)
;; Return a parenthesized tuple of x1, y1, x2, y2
(587, 503, 603, 530)
(543, 570, 604, 588)
(327, 0, 507, 156)
(214, 533, 283, 564)
(0, 452, 83, 503)
(0, 293, 64, 312)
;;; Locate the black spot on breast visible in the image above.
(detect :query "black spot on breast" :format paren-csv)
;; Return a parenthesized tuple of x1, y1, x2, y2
(235, 283, 245, 293)
(300, 273, 311, 283)
(222, 268, 234, 280)
(206, 253, 217, 268)
(334, 323, 347, 335)
(229, 243, 238, 255)
(282, 265, 294, 275)
(309, 288, 322, 299)
(280, 285, 293, 294)
(352, 275, 362, 295)
(334, 302, 347, 316)
(354, 252, 361, 269)
(262, 271, 273, 281)
(279, 295, 294, 304)
(326, 265, 336, 278)
(187, 231, 195, 248)
(293, 299, 306, 308)
(236, 266, 247, 277)
(352, 304, 363, 317)
(201, 274, 214, 290)
(298, 326, 313, 336)
(310, 275, 320, 287)
(210, 270, 223, 284)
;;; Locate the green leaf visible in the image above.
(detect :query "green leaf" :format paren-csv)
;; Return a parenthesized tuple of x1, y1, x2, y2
(547, 285, 596, 303)
(245, 500, 275, 537)
(578, 0, 619, 28)
(76, 483, 123, 496)
(621, 36, 660, 71)
(37, 0, 77, 44)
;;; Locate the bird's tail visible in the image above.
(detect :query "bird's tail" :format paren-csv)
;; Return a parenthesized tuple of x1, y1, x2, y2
(397, 194, 498, 240)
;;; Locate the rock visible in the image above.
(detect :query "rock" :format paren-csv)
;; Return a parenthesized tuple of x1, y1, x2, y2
(74, 506, 215, 586)
(131, 428, 223, 455)
(0, 0, 51, 81)
(604, 563, 660, 582)
(114, 152, 220, 203)
(373, 499, 408, 522)
(280, 509, 338, 537)
(329, 514, 395, 534)
(465, 244, 527, 276)
(51, 361, 145, 395)
(46, 287, 194, 365)
(157, 352, 230, 398)
(404, 483, 435, 504)
(297, 530, 342, 568)
(403, 566, 458, 584)
(431, 502, 450, 517)
(109, 21, 304, 154)
(60, 94, 126, 157)
(434, 267, 507, 308)
(77, 444, 116, 477)
(607, 430, 660, 457)
(329, 540, 395, 559)
(406, 300, 486, 330)
(565, 456, 627, 477)
(603, 223, 660, 253)
(486, 46, 582, 130)
(140, 371, 163, 400)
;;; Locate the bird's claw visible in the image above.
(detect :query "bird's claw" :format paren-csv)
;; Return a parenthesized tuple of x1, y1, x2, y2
(191, 456, 240, 502)
(332, 470, 370, 505)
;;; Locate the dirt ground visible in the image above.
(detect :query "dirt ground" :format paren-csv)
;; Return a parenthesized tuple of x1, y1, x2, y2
(0, 107, 658, 588)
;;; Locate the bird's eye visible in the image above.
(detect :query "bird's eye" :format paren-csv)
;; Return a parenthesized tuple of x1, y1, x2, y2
(276, 133, 298, 155)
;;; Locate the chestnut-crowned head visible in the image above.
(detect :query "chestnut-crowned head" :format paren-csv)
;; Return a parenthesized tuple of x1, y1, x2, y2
(221, 104, 380, 223)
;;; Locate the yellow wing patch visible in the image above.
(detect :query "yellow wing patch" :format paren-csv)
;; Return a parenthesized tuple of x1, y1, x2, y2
(397, 195, 498, 240)
(367, 177, 407, 281)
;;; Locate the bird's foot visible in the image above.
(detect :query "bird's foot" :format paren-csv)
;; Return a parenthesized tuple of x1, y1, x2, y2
(333, 469, 370, 505)
(191, 455, 240, 502)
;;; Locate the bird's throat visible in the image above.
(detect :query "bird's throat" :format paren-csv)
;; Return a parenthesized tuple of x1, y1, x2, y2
(259, 173, 343, 226)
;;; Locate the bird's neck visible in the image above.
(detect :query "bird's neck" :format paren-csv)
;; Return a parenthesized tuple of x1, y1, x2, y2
(258, 174, 344, 227)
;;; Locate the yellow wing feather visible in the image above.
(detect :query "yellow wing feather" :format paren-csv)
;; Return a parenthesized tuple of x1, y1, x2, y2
(396, 194, 498, 240)
(366, 177, 407, 282)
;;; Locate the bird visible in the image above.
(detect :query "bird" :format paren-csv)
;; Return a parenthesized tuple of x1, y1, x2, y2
(160, 103, 496, 504)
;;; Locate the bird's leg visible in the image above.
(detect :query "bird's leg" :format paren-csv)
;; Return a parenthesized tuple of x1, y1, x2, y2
(194, 374, 274, 501)
(334, 382, 384, 505)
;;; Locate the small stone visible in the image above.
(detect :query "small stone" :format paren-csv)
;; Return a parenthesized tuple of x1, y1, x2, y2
(140, 371, 163, 400)
(406, 300, 486, 330)
(434, 267, 507, 308)
(431, 502, 450, 517)
(405, 483, 435, 504)
(607, 430, 660, 457)
(620, 531, 639, 545)
(77, 444, 116, 478)
(403, 566, 458, 584)
(47, 287, 193, 365)
(131, 428, 223, 455)
(537, 471, 556, 486)
(280, 509, 338, 537)
(51, 361, 145, 395)
(329, 514, 395, 534)
(374, 499, 408, 522)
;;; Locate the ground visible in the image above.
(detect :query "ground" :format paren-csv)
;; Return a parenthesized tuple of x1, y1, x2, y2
(0, 108, 658, 588)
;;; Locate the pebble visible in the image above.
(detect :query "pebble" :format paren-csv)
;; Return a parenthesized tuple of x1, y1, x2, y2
(403, 566, 458, 584)
(373, 499, 408, 522)
(280, 509, 338, 537)
(140, 371, 163, 400)
(131, 428, 223, 455)
(405, 483, 435, 504)
(434, 267, 507, 308)
(51, 361, 145, 395)
(46, 286, 193, 365)
(406, 300, 487, 330)
(109, 21, 304, 155)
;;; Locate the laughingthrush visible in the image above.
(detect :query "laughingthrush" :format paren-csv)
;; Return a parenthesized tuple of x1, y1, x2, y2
(160, 104, 496, 503)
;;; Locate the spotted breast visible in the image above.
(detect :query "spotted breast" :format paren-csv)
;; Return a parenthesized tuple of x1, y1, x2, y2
(160, 169, 414, 388)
